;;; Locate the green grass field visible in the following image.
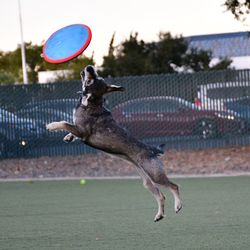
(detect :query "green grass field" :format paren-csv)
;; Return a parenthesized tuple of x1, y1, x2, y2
(0, 176, 250, 250)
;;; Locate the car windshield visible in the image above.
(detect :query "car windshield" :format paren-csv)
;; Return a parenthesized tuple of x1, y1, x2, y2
(0, 108, 19, 121)
(24, 99, 77, 111)
(237, 98, 250, 106)
(121, 98, 197, 113)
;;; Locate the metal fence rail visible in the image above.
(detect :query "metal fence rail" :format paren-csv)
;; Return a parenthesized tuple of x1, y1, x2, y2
(1, 69, 250, 159)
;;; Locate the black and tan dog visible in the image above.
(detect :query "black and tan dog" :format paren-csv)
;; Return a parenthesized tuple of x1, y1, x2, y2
(46, 65, 182, 222)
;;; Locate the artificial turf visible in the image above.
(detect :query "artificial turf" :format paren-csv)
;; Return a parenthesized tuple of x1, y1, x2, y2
(0, 176, 249, 250)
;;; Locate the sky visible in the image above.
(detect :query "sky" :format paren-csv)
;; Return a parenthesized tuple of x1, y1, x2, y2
(0, 0, 248, 66)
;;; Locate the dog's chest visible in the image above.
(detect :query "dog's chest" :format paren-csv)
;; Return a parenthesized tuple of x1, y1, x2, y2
(74, 106, 93, 123)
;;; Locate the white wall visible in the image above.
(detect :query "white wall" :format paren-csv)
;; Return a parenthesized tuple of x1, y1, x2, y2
(210, 56, 250, 70)
(38, 70, 73, 83)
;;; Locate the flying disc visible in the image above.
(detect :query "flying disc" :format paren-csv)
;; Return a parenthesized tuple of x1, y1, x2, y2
(43, 24, 92, 64)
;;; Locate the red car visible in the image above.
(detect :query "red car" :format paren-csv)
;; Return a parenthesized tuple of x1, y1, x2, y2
(112, 96, 245, 139)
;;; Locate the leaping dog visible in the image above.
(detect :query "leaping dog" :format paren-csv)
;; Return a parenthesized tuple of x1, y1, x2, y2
(46, 65, 182, 222)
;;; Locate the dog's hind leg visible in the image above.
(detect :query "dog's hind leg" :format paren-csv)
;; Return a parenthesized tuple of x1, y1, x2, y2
(142, 158, 182, 214)
(137, 167, 165, 222)
(46, 121, 82, 138)
(167, 180, 182, 213)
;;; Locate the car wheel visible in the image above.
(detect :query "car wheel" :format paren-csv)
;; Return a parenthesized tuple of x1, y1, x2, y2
(195, 119, 217, 139)
(231, 120, 247, 135)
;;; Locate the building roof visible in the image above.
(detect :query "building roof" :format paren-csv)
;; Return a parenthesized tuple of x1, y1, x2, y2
(186, 31, 250, 57)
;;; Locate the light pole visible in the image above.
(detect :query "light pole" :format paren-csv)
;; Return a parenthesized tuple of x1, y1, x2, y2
(18, 0, 28, 84)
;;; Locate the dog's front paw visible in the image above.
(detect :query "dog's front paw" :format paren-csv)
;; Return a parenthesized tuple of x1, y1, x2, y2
(63, 133, 75, 143)
(46, 122, 59, 131)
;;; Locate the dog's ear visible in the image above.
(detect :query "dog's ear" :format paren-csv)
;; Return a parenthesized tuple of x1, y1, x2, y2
(80, 70, 85, 80)
(106, 84, 125, 93)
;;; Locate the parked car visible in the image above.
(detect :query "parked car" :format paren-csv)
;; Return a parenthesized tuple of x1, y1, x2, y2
(0, 122, 28, 158)
(197, 81, 250, 111)
(224, 97, 250, 129)
(0, 108, 44, 137)
(23, 98, 78, 116)
(16, 107, 73, 130)
(0, 108, 44, 157)
(17, 99, 76, 138)
(112, 96, 246, 139)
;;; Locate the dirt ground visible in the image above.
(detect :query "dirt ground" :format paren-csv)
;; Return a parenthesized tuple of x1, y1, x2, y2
(1, 145, 250, 179)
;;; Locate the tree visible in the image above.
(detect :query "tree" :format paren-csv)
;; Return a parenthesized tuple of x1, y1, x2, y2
(210, 57, 233, 71)
(101, 32, 232, 77)
(0, 43, 43, 83)
(224, 0, 250, 21)
(146, 32, 187, 74)
(25, 42, 44, 83)
(0, 70, 16, 85)
(101, 32, 117, 77)
(102, 32, 149, 77)
(183, 48, 212, 72)
(116, 32, 149, 76)
(0, 50, 22, 83)
(183, 48, 233, 72)
(0, 43, 95, 84)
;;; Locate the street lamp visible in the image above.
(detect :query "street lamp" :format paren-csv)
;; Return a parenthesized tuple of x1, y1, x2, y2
(18, 0, 28, 84)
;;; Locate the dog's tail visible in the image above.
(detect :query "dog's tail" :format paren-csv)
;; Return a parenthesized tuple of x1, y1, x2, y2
(148, 143, 166, 156)
(157, 143, 166, 153)
(155, 143, 166, 155)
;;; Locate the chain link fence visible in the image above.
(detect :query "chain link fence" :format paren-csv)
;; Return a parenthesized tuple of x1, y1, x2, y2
(1, 69, 250, 159)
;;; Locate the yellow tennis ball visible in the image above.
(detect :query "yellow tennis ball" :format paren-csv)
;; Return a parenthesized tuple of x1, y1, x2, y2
(80, 179, 86, 185)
